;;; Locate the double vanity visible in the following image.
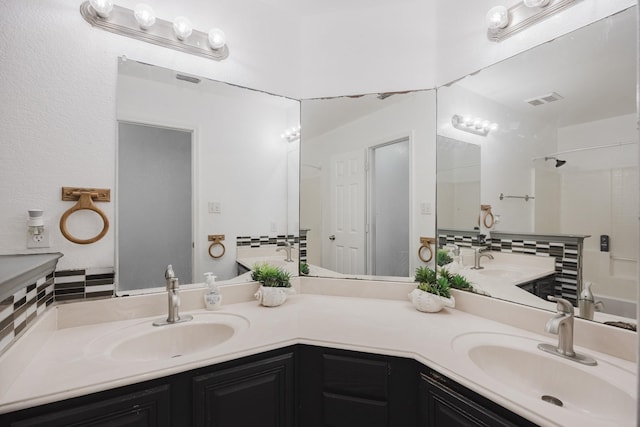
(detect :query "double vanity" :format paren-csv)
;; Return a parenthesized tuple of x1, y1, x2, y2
(0, 277, 635, 426)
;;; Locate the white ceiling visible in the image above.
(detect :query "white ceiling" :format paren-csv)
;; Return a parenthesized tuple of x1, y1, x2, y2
(254, 0, 419, 16)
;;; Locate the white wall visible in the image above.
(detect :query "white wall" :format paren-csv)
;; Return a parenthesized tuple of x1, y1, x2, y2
(299, 1, 437, 98)
(0, 0, 299, 271)
(437, 84, 556, 233)
(434, 0, 636, 87)
(0, 0, 633, 276)
(301, 91, 436, 273)
(557, 114, 638, 302)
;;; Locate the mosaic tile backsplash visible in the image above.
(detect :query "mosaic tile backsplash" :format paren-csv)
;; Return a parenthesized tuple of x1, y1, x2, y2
(438, 230, 585, 304)
(0, 268, 115, 354)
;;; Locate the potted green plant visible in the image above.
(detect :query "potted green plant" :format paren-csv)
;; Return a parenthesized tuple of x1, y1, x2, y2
(252, 262, 294, 307)
(436, 249, 453, 267)
(299, 262, 310, 276)
(409, 266, 455, 312)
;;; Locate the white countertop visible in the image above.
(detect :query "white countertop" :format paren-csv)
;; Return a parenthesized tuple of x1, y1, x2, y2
(0, 280, 636, 427)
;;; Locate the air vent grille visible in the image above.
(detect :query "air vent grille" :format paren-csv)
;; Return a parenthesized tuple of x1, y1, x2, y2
(525, 92, 563, 106)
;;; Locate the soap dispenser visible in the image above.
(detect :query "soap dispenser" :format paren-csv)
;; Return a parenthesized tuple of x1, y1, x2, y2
(578, 282, 603, 320)
(204, 272, 222, 310)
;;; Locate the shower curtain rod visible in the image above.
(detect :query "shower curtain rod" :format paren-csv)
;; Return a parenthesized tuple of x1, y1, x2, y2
(532, 140, 636, 160)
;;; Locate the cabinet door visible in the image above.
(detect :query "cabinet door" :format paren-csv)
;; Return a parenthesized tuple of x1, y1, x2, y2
(9, 385, 170, 427)
(298, 345, 417, 427)
(192, 352, 295, 427)
(420, 372, 536, 427)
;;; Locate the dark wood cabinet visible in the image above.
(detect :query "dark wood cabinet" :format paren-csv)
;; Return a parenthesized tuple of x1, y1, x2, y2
(192, 352, 295, 427)
(298, 345, 418, 427)
(1, 345, 539, 427)
(419, 369, 538, 427)
(6, 385, 171, 427)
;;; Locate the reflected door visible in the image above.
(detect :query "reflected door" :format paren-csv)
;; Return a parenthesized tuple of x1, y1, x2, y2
(118, 122, 193, 291)
(370, 138, 410, 276)
(329, 150, 366, 274)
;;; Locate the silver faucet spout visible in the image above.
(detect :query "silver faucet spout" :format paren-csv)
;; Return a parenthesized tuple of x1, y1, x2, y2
(538, 296, 597, 365)
(153, 265, 193, 326)
(471, 248, 494, 269)
(277, 242, 295, 262)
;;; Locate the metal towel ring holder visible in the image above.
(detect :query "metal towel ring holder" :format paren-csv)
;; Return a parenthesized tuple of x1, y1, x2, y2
(60, 188, 110, 245)
(208, 234, 226, 259)
(418, 237, 436, 263)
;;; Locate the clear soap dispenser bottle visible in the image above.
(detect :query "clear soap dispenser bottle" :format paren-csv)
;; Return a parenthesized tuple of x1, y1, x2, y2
(204, 272, 222, 310)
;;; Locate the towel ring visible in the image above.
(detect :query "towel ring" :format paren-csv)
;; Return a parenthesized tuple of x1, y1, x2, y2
(60, 191, 109, 244)
(483, 209, 495, 229)
(480, 204, 495, 229)
(208, 234, 226, 259)
(418, 237, 435, 263)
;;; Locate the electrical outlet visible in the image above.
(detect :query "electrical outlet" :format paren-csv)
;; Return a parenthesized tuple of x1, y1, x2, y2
(27, 230, 50, 248)
(208, 201, 221, 214)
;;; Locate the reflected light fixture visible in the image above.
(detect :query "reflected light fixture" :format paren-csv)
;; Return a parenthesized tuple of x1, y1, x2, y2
(523, 0, 551, 7)
(452, 114, 498, 137)
(134, 3, 156, 30)
(80, 1, 229, 61)
(486, 6, 509, 31)
(487, 0, 578, 42)
(89, 0, 113, 18)
(281, 126, 301, 143)
(172, 16, 193, 41)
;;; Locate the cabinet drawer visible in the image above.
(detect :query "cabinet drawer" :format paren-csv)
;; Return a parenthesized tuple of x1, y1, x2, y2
(323, 392, 388, 427)
(323, 353, 389, 399)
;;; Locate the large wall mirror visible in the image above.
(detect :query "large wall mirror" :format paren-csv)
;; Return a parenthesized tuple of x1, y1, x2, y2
(116, 58, 300, 292)
(300, 90, 436, 281)
(437, 6, 637, 326)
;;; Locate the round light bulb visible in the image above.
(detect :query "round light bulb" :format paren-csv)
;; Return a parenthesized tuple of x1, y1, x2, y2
(89, 0, 114, 18)
(134, 4, 156, 30)
(208, 28, 226, 50)
(473, 118, 483, 129)
(490, 123, 499, 131)
(481, 120, 491, 130)
(173, 16, 193, 41)
(486, 6, 509, 31)
(523, 0, 550, 7)
(463, 116, 473, 126)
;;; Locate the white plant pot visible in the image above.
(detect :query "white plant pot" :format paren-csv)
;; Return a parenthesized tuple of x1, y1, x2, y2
(408, 289, 455, 313)
(254, 286, 294, 307)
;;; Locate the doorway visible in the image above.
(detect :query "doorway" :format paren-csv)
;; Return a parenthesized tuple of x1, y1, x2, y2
(369, 138, 410, 277)
(117, 122, 193, 291)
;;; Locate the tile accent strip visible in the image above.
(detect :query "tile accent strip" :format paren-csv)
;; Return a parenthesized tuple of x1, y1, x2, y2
(236, 234, 307, 262)
(0, 268, 114, 355)
(438, 230, 585, 304)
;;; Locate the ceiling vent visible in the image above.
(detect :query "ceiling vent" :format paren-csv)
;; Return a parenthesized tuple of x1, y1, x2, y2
(524, 92, 563, 106)
(176, 74, 201, 84)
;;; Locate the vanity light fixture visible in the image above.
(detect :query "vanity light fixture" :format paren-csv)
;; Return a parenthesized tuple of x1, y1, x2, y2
(487, 0, 578, 42)
(281, 126, 301, 142)
(451, 114, 498, 137)
(133, 3, 156, 30)
(80, 1, 229, 61)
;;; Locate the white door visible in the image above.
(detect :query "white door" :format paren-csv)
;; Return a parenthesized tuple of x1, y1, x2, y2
(329, 150, 366, 274)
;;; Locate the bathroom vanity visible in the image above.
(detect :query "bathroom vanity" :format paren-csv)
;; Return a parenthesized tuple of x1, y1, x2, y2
(0, 279, 635, 427)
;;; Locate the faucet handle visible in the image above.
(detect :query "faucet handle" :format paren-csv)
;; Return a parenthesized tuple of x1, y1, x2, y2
(548, 296, 574, 315)
(165, 264, 175, 280)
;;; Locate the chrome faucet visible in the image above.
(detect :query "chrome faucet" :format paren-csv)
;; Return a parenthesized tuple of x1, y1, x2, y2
(537, 296, 597, 365)
(471, 247, 494, 269)
(277, 241, 295, 262)
(153, 265, 193, 326)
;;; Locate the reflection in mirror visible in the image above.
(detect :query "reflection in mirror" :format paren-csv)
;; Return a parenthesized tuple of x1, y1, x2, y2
(116, 58, 300, 292)
(436, 7, 637, 328)
(300, 90, 436, 281)
(436, 136, 481, 230)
